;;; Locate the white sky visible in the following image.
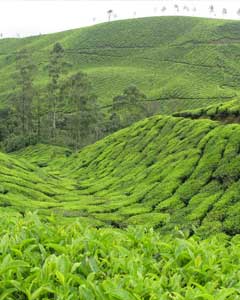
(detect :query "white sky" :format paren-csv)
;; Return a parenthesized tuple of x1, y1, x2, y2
(0, 0, 240, 38)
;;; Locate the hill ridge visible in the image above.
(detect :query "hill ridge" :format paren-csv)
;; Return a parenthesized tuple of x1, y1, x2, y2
(1, 16, 240, 115)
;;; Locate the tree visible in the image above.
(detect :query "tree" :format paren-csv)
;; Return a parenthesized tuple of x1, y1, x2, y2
(33, 90, 45, 142)
(237, 9, 240, 16)
(222, 8, 227, 16)
(109, 85, 147, 131)
(14, 48, 36, 136)
(48, 42, 64, 139)
(174, 4, 179, 12)
(107, 10, 113, 22)
(161, 7, 166, 13)
(209, 5, 214, 13)
(62, 72, 101, 149)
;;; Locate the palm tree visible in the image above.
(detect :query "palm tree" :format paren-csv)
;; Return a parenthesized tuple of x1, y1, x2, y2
(222, 8, 227, 16)
(174, 4, 179, 12)
(209, 5, 214, 13)
(107, 9, 113, 22)
(161, 6, 166, 13)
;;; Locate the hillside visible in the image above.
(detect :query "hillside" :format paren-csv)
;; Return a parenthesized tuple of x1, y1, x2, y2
(174, 98, 240, 123)
(1, 16, 240, 115)
(0, 114, 237, 235)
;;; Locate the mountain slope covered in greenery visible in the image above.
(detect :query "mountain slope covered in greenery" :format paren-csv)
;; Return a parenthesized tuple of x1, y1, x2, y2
(1, 16, 240, 115)
(0, 114, 238, 235)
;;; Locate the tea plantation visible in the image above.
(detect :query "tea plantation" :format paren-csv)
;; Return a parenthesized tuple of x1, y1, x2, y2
(1, 16, 240, 114)
(1, 16, 240, 298)
(0, 114, 238, 235)
(174, 98, 240, 123)
(1, 113, 240, 298)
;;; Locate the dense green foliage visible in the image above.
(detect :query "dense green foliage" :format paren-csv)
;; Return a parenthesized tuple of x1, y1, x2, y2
(0, 114, 238, 234)
(1, 17, 240, 297)
(1, 16, 240, 116)
(0, 212, 240, 300)
(2, 16, 240, 149)
(1, 42, 148, 150)
(109, 85, 147, 131)
(174, 99, 240, 123)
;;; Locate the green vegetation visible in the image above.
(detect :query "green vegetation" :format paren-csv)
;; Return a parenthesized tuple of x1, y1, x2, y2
(0, 41, 148, 150)
(174, 99, 240, 123)
(0, 114, 238, 235)
(2, 16, 240, 149)
(0, 212, 240, 300)
(1, 16, 240, 115)
(108, 85, 147, 132)
(1, 16, 240, 298)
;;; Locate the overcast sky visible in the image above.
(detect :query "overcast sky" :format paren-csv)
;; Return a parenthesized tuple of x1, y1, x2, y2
(0, 0, 239, 38)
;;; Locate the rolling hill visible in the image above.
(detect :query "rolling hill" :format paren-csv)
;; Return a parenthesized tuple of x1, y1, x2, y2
(1, 16, 240, 115)
(1, 111, 240, 298)
(1, 15, 240, 299)
(0, 113, 238, 235)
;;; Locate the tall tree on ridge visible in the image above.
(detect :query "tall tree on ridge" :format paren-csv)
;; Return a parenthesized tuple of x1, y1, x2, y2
(174, 4, 179, 12)
(107, 9, 113, 22)
(62, 72, 101, 149)
(15, 48, 36, 136)
(161, 6, 166, 13)
(209, 5, 214, 14)
(222, 8, 227, 16)
(48, 42, 64, 139)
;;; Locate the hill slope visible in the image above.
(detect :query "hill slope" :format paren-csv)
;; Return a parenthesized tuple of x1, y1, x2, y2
(174, 98, 240, 123)
(2, 114, 239, 235)
(1, 17, 240, 114)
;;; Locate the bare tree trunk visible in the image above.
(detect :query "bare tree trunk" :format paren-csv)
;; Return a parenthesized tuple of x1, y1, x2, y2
(52, 98, 56, 138)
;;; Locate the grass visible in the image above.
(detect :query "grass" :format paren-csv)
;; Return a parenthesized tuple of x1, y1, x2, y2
(0, 212, 240, 300)
(1, 16, 240, 115)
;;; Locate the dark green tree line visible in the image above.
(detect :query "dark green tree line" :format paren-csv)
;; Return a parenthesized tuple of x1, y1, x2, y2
(61, 72, 103, 149)
(0, 43, 152, 152)
(108, 85, 147, 132)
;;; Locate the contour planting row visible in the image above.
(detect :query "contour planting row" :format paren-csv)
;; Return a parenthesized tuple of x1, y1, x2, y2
(13, 115, 240, 234)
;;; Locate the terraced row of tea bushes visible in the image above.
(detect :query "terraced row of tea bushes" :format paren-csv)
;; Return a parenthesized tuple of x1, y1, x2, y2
(0, 212, 240, 300)
(15, 115, 240, 234)
(173, 99, 240, 123)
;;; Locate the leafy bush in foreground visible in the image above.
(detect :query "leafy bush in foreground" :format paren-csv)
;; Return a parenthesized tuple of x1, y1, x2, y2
(0, 212, 240, 300)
